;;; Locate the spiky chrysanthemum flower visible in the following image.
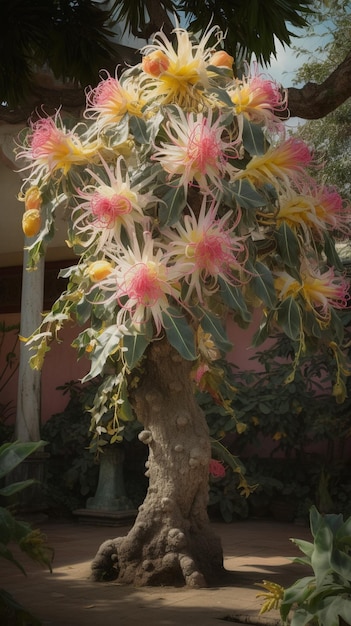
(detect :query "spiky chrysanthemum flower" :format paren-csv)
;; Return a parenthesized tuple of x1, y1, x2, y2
(84, 70, 144, 131)
(17, 112, 99, 182)
(102, 232, 183, 333)
(163, 198, 247, 303)
(236, 137, 313, 190)
(276, 180, 351, 242)
(139, 23, 224, 109)
(228, 64, 287, 130)
(71, 156, 152, 253)
(152, 106, 239, 200)
(275, 262, 349, 323)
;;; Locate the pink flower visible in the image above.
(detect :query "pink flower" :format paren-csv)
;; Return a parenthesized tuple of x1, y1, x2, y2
(84, 71, 143, 128)
(228, 64, 287, 129)
(193, 362, 210, 384)
(275, 261, 350, 323)
(72, 156, 151, 253)
(312, 184, 351, 236)
(277, 180, 351, 241)
(163, 197, 247, 303)
(209, 459, 226, 478)
(237, 137, 313, 190)
(152, 107, 238, 198)
(17, 113, 95, 180)
(101, 232, 183, 333)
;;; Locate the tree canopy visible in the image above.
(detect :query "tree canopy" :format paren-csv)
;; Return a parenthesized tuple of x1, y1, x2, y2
(293, 2, 351, 201)
(15, 17, 351, 586)
(1, 0, 351, 123)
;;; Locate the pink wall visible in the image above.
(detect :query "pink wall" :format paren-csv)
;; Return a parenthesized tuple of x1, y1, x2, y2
(1, 309, 265, 428)
(0, 312, 89, 426)
(226, 309, 272, 371)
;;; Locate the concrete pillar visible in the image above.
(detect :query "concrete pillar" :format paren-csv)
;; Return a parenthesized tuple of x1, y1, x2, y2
(15, 248, 45, 442)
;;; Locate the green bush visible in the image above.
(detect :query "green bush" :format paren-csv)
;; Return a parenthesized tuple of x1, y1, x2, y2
(281, 506, 351, 625)
(0, 440, 53, 626)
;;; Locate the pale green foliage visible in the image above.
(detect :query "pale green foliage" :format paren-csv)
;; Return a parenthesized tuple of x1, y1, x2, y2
(293, 2, 351, 201)
(280, 506, 351, 625)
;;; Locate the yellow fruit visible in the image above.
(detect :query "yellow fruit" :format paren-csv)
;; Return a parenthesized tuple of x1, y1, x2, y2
(24, 186, 42, 211)
(22, 209, 41, 237)
(87, 260, 112, 282)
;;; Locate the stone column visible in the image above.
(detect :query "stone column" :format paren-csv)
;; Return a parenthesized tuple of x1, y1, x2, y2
(15, 248, 45, 442)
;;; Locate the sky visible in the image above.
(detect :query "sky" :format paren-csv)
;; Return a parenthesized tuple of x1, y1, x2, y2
(261, 24, 330, 129)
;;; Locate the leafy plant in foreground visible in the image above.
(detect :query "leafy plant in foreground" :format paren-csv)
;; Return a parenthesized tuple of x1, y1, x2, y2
(0, 440, 53, 626)
(258, 505, 351, 625)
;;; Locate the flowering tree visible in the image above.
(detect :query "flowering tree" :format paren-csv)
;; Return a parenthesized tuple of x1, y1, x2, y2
(16, 23, 350, 587)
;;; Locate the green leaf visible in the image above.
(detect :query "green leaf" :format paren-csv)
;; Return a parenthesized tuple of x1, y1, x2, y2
(0, 479, 38, 498)
(292, 538, 314, 560)
(218, 279, 251, 322)
(232, 179, 266, 210)
(197, 308, 233, 354)
(158, 184, 187, 226)
(251, 317, 271, 347)
(122, 332, 150, 370)
(323, 232, 344, 271)
(118, 395, 134, 423)
(82, 325, 124, 382)
(311, 523, 334, 586)
(275, 222, 301, 269)
(249, 261, 276, 308)
(276, 297, 302, 341)
(162, 307, 197, 361)
(210, 86, 234, 107)
(75, 297, 92, 325)
(309, 594, 351, 626)
(289, 606, 315, 626)
(129, 115, 150, 144)
(281, 576, 316, 615)
(330, 545, 351, 582)
(103, 114, 129, 147)
(0, 542, 27, 576)
(310, 505, 324, 539)
(329, 308, 345, 345)
(0, 441, 46, 480)
(242, 118, 266, 155)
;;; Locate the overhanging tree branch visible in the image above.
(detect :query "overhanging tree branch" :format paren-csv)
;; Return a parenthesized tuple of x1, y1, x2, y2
(287, 48, 351, 119)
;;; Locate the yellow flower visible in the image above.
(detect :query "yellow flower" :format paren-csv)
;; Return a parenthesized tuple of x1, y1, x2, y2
(236, 138, 312, 189)
(140, 23, 224, 108)
(236, 422, 247, 434)
(272, 431, 286, 441)
(85, 71, 144, 129)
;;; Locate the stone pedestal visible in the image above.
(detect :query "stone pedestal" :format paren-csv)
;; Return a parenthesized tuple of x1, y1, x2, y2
(74, 445, 137, 526)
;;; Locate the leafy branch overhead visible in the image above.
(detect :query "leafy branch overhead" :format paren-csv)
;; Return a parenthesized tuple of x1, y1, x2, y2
(1, 0, 351, 121)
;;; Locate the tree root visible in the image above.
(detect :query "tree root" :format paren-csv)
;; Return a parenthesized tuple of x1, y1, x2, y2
(90, 530, 219, 587)
(91, 537, 122, 581)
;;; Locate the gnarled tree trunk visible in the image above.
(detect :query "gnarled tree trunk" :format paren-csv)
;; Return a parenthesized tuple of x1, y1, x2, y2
(91, 338, 225, 587)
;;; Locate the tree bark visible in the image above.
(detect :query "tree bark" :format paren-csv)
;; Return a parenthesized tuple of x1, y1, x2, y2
(286, 48, 351, 120)
(91, 338, 225, 587)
